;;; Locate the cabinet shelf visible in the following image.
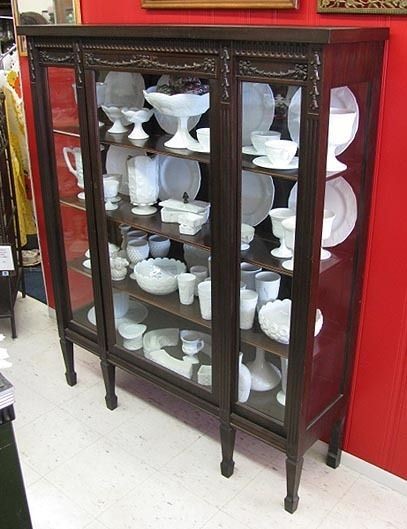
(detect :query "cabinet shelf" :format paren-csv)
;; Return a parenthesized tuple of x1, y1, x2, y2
(53, 126, 80, 138)
(68, 257, 289, 358)
(100, 129, 211, 165)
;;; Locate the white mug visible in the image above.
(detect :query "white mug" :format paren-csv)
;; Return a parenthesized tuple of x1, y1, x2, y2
(240, 262, 262, 290)
(264, 139, 297, 167)
(180, 330, 204, 356)
(255, 271, 281, 310)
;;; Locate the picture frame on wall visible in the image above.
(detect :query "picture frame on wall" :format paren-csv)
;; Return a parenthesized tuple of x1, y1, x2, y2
(317, 0, 407, 15)
(142, 0, 298, 9)
(12, 0, 82, 56)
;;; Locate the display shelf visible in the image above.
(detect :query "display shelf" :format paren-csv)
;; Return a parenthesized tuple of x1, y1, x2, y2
(100, 129, 211, 165)
(242, 156, 298, 182)
(53, 126, 80, 137)
(60, 195, 87, 211)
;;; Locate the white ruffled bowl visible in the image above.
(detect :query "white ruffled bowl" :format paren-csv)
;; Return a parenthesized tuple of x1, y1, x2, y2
(259, 299, 323, 344)
(134, 257, 186, 295)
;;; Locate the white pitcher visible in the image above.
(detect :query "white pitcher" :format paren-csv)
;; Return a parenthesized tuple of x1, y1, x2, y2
(62, 146, 83, 189)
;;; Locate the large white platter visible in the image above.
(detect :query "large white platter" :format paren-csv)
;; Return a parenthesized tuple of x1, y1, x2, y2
(157, 155, 201, 201)
(103, 71, 145, 109)
(242, 170, 275, 226)
(288, 86, 359, 155)
(87, 299, 148, 330)
(106, 145, 142, 195)
(242, 82, 275, 147)
(288, 176, 357, 247)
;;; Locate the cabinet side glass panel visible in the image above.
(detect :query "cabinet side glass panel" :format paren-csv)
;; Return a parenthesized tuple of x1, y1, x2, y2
(237, 82, 300, 423)
(47, 67, 96, 331)
(305, 82, 369, 424)
(94, 70, 214, 394)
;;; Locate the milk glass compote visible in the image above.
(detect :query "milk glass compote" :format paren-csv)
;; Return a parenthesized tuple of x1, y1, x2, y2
(269, 208, 295, 258)
(103, 174, 121, 211)
(281, 216, 296, 271)
(320, 209, 336, 260)
(326, 108, 356, 172)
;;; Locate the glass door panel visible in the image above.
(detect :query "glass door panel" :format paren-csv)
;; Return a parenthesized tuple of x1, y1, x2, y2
(237, 81, 301, 424)
(92, 70, 214, 395)
(47, 67, 96, 333)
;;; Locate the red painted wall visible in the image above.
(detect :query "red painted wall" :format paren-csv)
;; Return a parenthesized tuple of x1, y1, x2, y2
(20, 0, 407, 479)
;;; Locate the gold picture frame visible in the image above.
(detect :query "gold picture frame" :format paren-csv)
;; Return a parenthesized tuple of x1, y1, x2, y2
(317, 0, 407, 15)
(12, 0, 82, 56)
(142, 0, 298, 9)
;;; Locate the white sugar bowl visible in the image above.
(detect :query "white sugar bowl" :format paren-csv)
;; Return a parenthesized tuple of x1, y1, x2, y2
(148, 234, 171, 258)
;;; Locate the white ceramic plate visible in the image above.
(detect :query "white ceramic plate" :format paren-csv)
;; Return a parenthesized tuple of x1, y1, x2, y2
(186, 141, 210, 154)
(158, 156, 201, 201)
(82, 259, 91, 269)
(242, 82, 275, 147)
(151, 75, 202, 134)
(106, 145, 142, 195)
(87, 299, 148, 329)
(242, 146, 261, 156)
(253, 156, 299, 170)
(242, 170, 275, 226)
(288, 176, 357, 247)
(288, 86, 359, 155)
(103, 72, 145, 109)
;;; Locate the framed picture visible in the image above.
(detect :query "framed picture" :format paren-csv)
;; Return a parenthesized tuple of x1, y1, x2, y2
(12, 0, 82, 56)
(142, 0, 298, 9)
(317, 0, 406, 15)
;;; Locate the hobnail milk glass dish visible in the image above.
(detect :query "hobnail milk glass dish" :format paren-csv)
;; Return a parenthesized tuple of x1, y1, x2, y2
(134, 257, 186, 295)
(127, 239, 149, 278)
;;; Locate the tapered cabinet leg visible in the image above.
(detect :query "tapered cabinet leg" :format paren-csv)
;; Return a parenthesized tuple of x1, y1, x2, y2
(327, 417, 345, 469)
(60, 338, 76, 386)
(10, 314, 17, 339)
(220, 422, 236, 478)
(284, 455, 304, 513)
(100, 361, 117, 410)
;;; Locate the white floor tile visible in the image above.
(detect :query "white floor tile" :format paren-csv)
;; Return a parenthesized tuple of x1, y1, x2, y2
(20, 460, 42, 487)
(106, 405, 202, 469)
(320, 475, 407, 529)
(16, 407, 101, 475)
(202, 510, 251, 529)
(11, 376, 56, 428)
(60, 381, 148, 436)
(46, 437, 153, 517)
(27, 478, 93, 529)
(159, 434, 266, 508)
(84, 521, 111, 529)
(97, 472, 218, 529)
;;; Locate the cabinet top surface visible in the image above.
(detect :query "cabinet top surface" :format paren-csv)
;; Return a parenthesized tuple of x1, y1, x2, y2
(18, 24, 388, 44)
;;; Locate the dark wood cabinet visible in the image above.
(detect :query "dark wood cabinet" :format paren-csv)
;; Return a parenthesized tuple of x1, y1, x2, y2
(20, 24, 388, 512)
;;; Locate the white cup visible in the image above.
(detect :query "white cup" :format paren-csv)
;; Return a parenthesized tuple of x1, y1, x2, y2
(240, 289, 258, 330)
(196, 128, 210, 150)
(113, 292, 129, 319)
(251, 130, 281, 154)
(148, 234, 171, 258)
(190, 265, 208, 296)
(240, 262, 262, 290)
(255, 271, 281, 310)
(264, 139, 297, 167)
(177, 273, 196, 305)
(198, 280, 212, 320)
(180, 330, 204, 356)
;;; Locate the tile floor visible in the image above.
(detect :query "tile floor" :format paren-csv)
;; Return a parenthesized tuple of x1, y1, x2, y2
(1, 295, 406, 529)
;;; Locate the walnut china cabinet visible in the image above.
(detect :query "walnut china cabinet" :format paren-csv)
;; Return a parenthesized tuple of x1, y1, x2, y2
(20, 24, 388, 512)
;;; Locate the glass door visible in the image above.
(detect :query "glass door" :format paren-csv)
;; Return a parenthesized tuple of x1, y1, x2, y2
(236, 81, 302, 427)
(87, 69, 216, 401)
(46, 66, 98, 338)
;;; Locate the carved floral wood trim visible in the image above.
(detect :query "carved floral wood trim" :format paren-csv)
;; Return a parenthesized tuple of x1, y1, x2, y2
(318, 0, 407, 15)
(238, 60, 308, 81)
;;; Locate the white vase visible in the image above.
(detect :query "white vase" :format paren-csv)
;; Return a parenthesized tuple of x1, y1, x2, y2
(277, 358, 288, 406)
(238, 353, 251, 403)
(247, 348, 281, 392)
(128, 155, 159, 215)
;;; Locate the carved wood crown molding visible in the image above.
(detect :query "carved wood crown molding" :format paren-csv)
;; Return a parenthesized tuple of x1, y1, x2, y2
(220, 47, 231, 102)
(239, 60, 308, 81)
(235, 42, 307, 61)
(34, 39, 74, 49)
(39, 50, 74, 65)
(82, 39, 218, 56)
(83, 52, 216, 73)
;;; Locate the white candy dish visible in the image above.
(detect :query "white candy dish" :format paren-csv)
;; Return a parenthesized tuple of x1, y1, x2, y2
(121, 107, 153, 140)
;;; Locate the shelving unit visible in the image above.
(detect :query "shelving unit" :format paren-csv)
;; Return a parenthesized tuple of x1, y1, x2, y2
(0, 92, 24, 337)
(21, 24, 388, 513)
